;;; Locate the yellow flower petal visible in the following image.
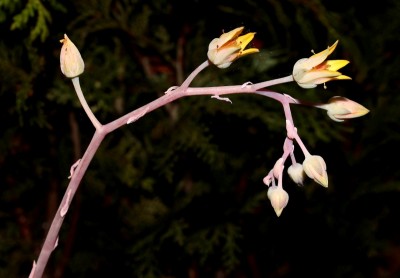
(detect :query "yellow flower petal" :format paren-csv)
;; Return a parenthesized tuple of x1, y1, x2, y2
(218, 27, 244, 48)
(236, 32, 256, 49)
(334, 75, 352, 80)
(326, 60, 350, 71)
(298, 70, 342, 83)
(310, 75, 351, 85)
(303, 40, 339, 70)
(240, 48, 259, 57)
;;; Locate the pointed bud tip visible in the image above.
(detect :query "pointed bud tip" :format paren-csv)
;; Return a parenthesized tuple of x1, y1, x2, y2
(274, 208, 284, 217)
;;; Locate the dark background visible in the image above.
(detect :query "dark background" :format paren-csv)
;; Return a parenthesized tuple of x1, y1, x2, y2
(1, 0, 399, 277)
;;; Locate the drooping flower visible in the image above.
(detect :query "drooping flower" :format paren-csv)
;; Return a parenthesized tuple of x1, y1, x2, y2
(302, 155, 328, 187)
(267, 185, 289, 217)
(287, 163, 305, 185)
(207, 27, 259, 69)
(319, 96, 370, 122)
(292, 40, 351, 89)
(60, 34, 84, 78)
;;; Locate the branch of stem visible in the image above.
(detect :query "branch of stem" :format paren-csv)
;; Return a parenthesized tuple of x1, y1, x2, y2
(32, 69, 295, 277)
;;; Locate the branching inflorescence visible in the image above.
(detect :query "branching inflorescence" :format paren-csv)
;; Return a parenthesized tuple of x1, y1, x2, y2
(30, 27, 369, 277)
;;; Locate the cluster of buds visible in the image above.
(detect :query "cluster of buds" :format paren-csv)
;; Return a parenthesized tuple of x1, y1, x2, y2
(263, 129, 330, 217)
(261, 39, 368, 216)
(264, 148, 329, 217)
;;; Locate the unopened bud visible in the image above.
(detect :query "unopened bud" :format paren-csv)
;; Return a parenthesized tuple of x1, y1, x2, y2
(287, 163, 304, 185)
(302, 155, 328, 187)
(60, 34, 84, 78)
(322, 96, 370, 122)
(267, 186, 289, 217)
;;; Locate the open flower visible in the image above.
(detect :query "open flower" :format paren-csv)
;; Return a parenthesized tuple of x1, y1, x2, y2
(302, 155, 328, 187)
(60, 34, 84, 78)
(319, 96, 370, 122)
(207, 27, 259, 69)
(267, 185, 289, 217)
(292, 40, 351, 89)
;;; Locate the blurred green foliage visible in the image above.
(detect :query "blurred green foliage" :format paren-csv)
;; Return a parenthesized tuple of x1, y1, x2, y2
(1, 0, 399, 277)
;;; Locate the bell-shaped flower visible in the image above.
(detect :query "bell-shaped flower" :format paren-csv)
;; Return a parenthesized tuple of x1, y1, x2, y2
(207, 26, 259, 69)
(287, 163, 305, 185)
(60, 34, 84, 78)
(319, 96, 370, 122)
(302, 155, 328, 187)
(292, 40, 351, 89)
(267, 185, 289, 217)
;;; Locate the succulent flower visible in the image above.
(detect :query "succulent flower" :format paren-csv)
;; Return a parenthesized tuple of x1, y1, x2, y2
(207, 27, 259, 68)
(292, 40, 351, 89)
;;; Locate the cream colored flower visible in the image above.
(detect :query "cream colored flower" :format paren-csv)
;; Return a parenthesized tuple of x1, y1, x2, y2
(60, 34, 84, 78)
(267, 185, 289, 217)
(293, 40, 351, 89)
(320, 96, 370, 122)
(207, 27, 259, 69)
(302, 155, 328, 187)
(287, 163, 305, 185)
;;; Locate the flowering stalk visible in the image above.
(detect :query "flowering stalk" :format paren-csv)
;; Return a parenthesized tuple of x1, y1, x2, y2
(32, 130, 106, 277)
(31, 66, 296, 278)
(31, 29, 369, 276)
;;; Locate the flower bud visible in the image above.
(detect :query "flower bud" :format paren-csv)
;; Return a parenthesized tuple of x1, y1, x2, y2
(302, 155, 328, 187)
(287, 163, 305, 185)
(60, 34, 84, 78)
(267, 186, 289, 217)
(321, 96, 370, 122)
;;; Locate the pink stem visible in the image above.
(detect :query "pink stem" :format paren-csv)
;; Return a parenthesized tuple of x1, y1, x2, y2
(32, 71, 295, 277)
(33, 130, 106, 277)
